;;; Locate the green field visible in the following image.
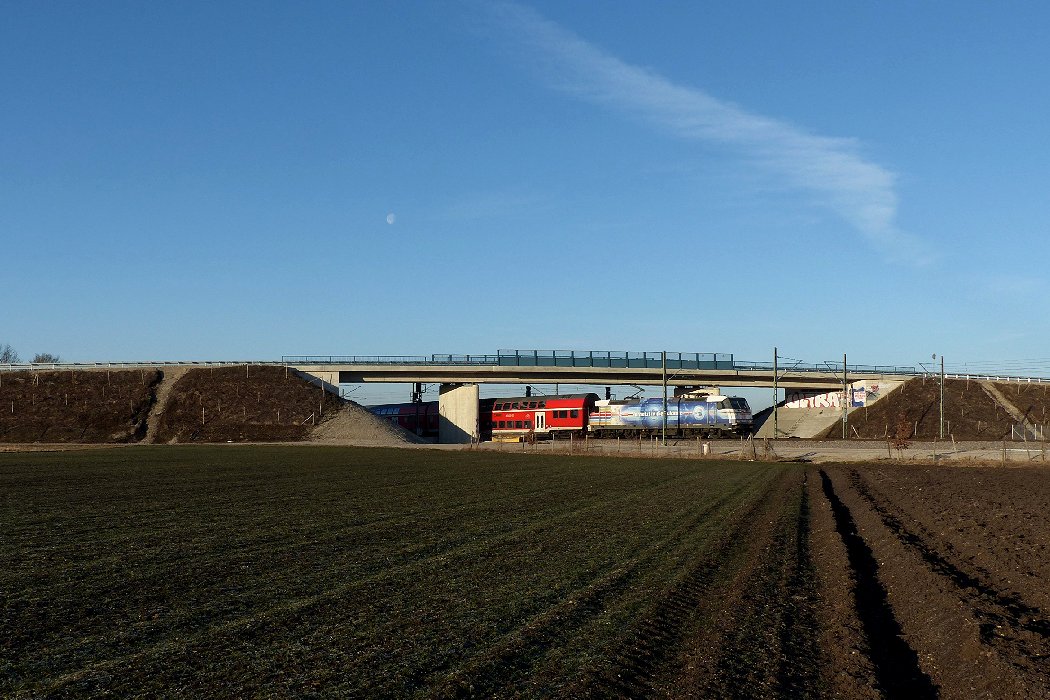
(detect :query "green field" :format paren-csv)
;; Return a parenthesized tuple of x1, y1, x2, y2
(1, 446, 814, 697)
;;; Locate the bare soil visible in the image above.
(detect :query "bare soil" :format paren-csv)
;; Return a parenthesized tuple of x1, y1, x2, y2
(0, 369, 159, 442)
(3, 449, 1050, 697)
(820, 378, 1025, 441)
(812, 464, 1050, 698)
(152, 365, 345, 443)
(996, 382, 1050, 428)
(0, 366, 417, 447)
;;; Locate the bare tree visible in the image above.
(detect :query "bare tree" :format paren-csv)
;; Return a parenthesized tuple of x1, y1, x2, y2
(0, 344, 20, 363)
(892, 415, 912, 457)
(32, 353, 61, 364)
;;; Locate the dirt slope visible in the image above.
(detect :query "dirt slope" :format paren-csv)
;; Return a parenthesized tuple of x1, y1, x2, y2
(152, 365, 345, 443)
(993, 382, 1050, 431)
(0, 369, 159, 443)
(0, 365, 420, 446)
(818, 378, 1021, 441)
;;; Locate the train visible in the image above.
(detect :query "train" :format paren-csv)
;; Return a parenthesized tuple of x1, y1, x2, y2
(368, 401, 441, 437)
(368, 391, 752, 440)
(589, 395, 753, 438)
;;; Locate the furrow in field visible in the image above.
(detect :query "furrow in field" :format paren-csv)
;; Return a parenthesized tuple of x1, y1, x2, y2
(676, 472, 822, 698)
(849, 470, 1050, 684)
(645, 470, 821, 699)
(817, 470, 938, 699)
(561, 467, 791, 698)
(295, 467, 770, 696)
(3, 461, 692, 667)
(418, 468, 773, 697)
(3, 472, 639, 603)
(11, 464, 736, 697)
(806, 470, 880, 699)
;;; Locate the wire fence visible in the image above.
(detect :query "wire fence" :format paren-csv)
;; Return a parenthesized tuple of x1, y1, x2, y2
(1012, 423, 1047, 441)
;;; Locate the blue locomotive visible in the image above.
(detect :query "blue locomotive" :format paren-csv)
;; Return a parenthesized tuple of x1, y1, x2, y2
(588, 394, 752, 438)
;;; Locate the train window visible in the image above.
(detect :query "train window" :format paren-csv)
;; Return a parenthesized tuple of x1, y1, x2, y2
(515, 421, 523, 429)
(570, 410, 579, 418)
(524, 421, 531, 429)
(498, 421, 505, 428)
(538, 401, 546, 408)
(494, 403, 503, 410)
(512, 402, 519, 409)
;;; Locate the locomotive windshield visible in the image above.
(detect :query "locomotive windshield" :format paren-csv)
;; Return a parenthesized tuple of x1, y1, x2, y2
(728, 398, 749, 410)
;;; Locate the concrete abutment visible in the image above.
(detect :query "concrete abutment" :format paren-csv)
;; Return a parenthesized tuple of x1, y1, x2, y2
(438, 383, 479, 444)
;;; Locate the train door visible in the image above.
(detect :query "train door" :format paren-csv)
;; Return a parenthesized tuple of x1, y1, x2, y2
(535, 411, 546, 432)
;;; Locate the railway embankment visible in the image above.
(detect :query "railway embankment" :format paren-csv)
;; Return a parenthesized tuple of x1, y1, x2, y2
(151, 365, 344, 443)
(0, 365, 412, 446)
(817, 377, 1050, 441)
(0, 369, 160, 443)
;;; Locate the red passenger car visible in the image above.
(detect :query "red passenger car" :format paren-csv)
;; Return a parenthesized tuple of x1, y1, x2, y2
(485, 393, 599, 440)
(369, 401, 439, 438)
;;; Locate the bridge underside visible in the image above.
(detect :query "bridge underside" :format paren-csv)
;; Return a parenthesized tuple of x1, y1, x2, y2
(313, 365, 853, 390)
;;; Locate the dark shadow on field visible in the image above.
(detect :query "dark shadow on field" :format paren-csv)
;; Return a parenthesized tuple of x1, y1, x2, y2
(818, 470, 938, 699)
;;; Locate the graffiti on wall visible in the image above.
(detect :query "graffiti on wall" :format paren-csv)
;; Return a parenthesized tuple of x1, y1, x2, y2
(784, 383, 880, 409)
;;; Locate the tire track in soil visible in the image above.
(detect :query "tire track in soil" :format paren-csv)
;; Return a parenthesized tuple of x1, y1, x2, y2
(421, 469, 773, 698)
(849, 470, 1050, 676)
(564, 469, 794, 698)
(776, 474, 822, 696)
(659, 471, 821, 699)
(818, 470, 939, 699)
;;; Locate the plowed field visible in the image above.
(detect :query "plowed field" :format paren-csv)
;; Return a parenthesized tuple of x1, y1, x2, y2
(2, 447, 1048, 698)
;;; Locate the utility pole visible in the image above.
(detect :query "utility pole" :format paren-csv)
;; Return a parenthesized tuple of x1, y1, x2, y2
(661, 350, 667, 447)
(772, 347, 778, 439)
(842, 353, 848, 439)
(940, 354, 945, 440)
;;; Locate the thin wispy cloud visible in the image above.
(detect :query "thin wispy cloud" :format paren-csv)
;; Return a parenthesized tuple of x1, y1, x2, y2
(977, 274, 1047, 299)
(484, 2, 932, 265)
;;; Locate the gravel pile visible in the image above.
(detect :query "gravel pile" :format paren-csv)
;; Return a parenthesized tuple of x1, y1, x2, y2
(310, 402, 427, 447)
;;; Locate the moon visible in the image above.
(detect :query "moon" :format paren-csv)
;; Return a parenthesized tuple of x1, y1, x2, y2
(386, 213, 396, 225)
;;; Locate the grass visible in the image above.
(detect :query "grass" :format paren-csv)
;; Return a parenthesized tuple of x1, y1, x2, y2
(1, 446, 794, 697)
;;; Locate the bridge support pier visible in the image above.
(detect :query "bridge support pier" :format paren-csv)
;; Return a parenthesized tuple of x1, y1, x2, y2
(438, 383, 479, 444)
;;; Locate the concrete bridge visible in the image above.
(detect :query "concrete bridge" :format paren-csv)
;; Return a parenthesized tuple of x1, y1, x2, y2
(284, 351, 920, 443)
(284, 350, 921, 392)
(5, 350, 1048, 444)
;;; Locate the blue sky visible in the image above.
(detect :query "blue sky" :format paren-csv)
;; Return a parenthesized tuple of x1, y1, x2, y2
(3, 0, 1050, 400)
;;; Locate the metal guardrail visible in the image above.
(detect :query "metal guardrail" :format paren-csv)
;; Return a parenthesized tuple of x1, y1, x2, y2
(282, 350, 736, 370)
(0, 361, 281, 371)
(733, 360, 920, 375)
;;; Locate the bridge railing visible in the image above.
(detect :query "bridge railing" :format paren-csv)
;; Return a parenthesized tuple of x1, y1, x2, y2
(0, 360, 278, 371)
(733, 360, 920, 375)
(283, 350, 738, 370)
